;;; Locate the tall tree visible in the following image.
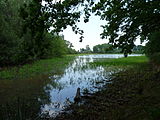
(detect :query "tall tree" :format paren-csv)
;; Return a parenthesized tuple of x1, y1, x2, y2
(0, 0, 20, 65)
(20, 0, 46, 59)
(92, 0, 160, 54)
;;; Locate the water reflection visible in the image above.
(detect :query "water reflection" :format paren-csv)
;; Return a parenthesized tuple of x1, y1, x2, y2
(79, 54, 142, 59)
(41, 55, 124, 117)
(0, 61, 71, 119)
(0, 54, 141, 119)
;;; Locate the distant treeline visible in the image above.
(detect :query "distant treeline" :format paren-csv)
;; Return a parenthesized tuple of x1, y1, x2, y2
(79, 44, 145, 54)
(0, 0, 77, 67)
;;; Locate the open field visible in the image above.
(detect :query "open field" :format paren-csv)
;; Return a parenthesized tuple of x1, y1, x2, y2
(90, 56, 148, 67)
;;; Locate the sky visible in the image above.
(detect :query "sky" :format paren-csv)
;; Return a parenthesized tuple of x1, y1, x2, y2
(61, 15, 108, 50)
(62, 14, 144, 51)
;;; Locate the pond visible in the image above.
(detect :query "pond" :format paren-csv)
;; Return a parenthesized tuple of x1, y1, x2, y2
(0, 54, 141, 119)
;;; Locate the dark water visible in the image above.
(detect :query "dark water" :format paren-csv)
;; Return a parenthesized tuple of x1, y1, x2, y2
(0, 54, 141, 119)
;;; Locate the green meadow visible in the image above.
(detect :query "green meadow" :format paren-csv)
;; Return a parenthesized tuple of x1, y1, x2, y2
(91, 56, 148, 67)
(0, 56, 75, 80)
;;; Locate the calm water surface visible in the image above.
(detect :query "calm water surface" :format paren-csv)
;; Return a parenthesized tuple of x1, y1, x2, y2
(0, 54, 141, 119)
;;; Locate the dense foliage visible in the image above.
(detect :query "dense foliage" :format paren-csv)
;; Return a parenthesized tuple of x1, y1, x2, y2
(80, 45, 92, 53)
(93, 44, 121, 54)
(92, 44, 144, 54)
(145, 31, 160, 64)
(145, 31, 160, 56)
(0, 0, 77, 67)
(132, 45, 145, 54)
(0, 0, 23, 66)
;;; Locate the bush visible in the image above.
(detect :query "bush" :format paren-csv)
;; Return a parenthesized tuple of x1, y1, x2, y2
(145, 31, 160, 64)
(149, 53, 160, 65)
(52, 35, 67, 57)
(145, 31, 160, 57)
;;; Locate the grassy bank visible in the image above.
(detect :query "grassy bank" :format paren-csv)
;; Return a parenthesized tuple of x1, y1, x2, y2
(91, 56, 148, 67)
(56, 56, 160, 120)
(0, 56, 75, 80)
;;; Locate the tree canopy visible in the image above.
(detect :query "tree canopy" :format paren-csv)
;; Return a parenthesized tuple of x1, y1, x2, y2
(93, 43, 121, 54)
(0, 0, 76, 66)
(42, 0, 160, 54)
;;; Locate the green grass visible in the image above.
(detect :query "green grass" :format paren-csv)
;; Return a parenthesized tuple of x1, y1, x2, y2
(90, 56, 148, 67)
(0, 56, 75, 80)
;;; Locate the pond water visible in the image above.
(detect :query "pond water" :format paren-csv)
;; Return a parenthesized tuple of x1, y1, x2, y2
(0, 54, 141, 119)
